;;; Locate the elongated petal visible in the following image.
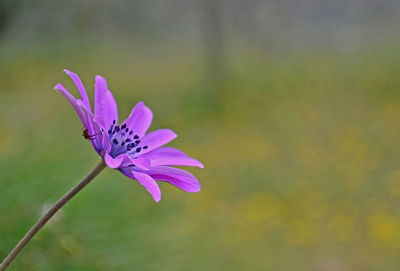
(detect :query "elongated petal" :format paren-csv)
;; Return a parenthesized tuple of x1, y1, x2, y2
(95, 75, 118, 130)
(64, 70, 92, 112)
(132, 129, 177, 157)
(148, 166, 200, 193)
(54, 83, 87, 128)
(101, 132, 111, 153)
(132, 171, 161, 202)
(123, 101, 153, 138)
(86, 117, 103, 154)
(145, 147, 204, 168)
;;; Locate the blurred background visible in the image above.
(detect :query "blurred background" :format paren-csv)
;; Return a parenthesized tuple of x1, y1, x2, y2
(1, 0, 400, 270)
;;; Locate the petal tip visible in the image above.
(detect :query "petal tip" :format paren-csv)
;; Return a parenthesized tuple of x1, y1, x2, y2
(190, 185, 201, 193)
(63, 69, 78, 77)
(190, 158, 204, 168)
(95, 75, 106, 82)
(95, 75, 108, 89)
(54, 83, 63, 91)
(168, 129, 178, 139)
(135, 101, 153, 114)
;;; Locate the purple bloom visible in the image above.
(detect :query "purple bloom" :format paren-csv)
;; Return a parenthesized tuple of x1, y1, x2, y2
(55, 70, 203, 202)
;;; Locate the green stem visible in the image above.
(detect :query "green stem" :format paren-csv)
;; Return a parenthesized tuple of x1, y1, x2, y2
(0, 159, 107, 271)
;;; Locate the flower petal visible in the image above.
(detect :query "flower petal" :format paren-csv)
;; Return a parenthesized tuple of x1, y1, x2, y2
(121, 155, 151, 170)
(132, 171, 161, 202)
(147, 166, 201, 193)
(132, 129, 177, 157)
(104, 153, 125, 169)
(107, 153, 151, 170)
(94, 75, 118, 130)
(123, 101, 153, 138)
(144, 147, 204, 168)
(64, 70, 92, 112)
(54, 83, 87, 128)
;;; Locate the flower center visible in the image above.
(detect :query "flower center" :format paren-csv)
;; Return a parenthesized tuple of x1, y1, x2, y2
(107, 120, 148, 157)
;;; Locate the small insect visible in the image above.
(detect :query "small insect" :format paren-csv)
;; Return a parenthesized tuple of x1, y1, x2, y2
(82, 128, 100, 140)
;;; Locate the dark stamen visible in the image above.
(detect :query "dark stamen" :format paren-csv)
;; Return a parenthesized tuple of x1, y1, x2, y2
(135, 140, 140, 144)
(121, 124, 126, 129)
(125, 138, 131, 142)
(121, 142, 126, 146)
(129, 131, 133, 135)
(134, 135, 139, 139)
(136, 147, 141, 153)
(113, 120, 116, 124)
(143, 146, 148, 149)
(113, 139, 118, 145)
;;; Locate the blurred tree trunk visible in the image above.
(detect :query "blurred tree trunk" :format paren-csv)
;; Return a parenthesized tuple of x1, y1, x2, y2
(200, 0, 226, 93)
(0, 0, 21, 38)
(0, 1, 8, 35)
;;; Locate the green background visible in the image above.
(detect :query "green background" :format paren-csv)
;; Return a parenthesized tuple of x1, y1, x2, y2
(1, 1, 400, 270)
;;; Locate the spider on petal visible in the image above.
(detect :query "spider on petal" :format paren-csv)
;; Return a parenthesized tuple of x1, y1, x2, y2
(82, 128, 101, 140)
(55, 70, 203, 202)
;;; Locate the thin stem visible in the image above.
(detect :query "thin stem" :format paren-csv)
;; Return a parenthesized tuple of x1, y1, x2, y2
(0, 159, 107, 271)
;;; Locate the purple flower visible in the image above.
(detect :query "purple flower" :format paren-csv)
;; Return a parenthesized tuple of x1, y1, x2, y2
(55, 70, 203, 202)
